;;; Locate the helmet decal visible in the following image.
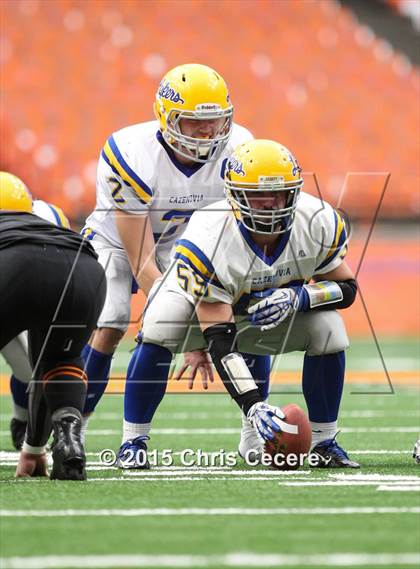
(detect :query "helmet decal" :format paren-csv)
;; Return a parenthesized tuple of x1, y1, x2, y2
(227, 157, 246, 176)
(158, 81, 185, 104)
(287, 152, 301, 176)
(258, 175, 285, 185)
(195, 103, 222, 113)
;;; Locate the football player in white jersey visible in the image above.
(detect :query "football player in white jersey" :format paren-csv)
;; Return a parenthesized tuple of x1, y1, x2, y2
(123, 139, 360, 468)
(81, 64, 271, 453)
(0, 172, 71, 450)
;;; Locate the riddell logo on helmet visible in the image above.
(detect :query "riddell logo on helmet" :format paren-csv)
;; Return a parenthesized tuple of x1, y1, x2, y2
(195, 103, 222, 111)
(158, 82, 185, 104)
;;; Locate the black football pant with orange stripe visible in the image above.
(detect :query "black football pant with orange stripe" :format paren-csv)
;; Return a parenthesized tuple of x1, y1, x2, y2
(0, 242, 106, 447)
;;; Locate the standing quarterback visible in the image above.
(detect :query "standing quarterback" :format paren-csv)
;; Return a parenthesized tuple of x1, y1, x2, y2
(82, 64, 271, 455)
(125, 139, 360, 468)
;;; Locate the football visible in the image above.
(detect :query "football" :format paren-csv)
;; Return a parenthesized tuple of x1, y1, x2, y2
(264, 404, 312, 470)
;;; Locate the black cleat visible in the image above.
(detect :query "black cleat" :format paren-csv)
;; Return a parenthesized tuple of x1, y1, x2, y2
(310, 436, 360, 469)
(50, 408, 86, 481)
(10, 418, 27, 450)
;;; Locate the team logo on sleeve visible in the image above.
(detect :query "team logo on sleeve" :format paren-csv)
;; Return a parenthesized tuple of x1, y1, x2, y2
(158, 81, 185, 104)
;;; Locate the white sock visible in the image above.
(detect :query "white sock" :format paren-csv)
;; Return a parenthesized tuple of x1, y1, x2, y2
(310, 421, 338, 448)
(123, 420, 151, 444)
(13, 403, 28, 423)
(22, 442, 46, 455)
(80, 415, 90, 445)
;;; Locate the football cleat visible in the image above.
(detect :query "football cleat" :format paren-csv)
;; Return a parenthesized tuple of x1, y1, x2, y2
(50, 409, 86, 481)
(413, 439, 420, 464)
(116, 436, 150, 470)
(10, 418, 27, 450)
(238, 415, 264, 464)
(310, 436, 360, 469)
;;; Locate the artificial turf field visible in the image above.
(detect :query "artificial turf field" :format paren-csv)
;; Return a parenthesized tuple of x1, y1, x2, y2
(0, 338, 419, 569)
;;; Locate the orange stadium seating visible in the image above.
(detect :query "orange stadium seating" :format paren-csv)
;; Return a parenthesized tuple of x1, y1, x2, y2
(0, 0, 419, 221)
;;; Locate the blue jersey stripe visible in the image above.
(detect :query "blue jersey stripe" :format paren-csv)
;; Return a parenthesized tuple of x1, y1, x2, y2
(46, 203, 62, 226)
(101, 149, 149, 206)
(175, 239, 216, 275)
(108, 135, 153, 198)
(316, 226, 348, 271)
(174, 253, 225, 290)
(101, 149, 119, 175)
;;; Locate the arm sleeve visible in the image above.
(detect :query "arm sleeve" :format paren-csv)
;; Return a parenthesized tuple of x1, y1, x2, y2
(97, 134, 154, 214)
(295, 278, 358, 311)
(203, 323, 262, 414)
(314, 209, 349, 275)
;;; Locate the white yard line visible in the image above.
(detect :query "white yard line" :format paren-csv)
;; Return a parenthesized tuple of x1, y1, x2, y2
(0, 450, 412, 463)
(122, 469, 310, 476)
(345, 450, 410, 454)
(5, 477, 310, 483)
(329, 473, 420, 481)
(278, 474, 420, 488)
(378, 485, 420, 492)
(4, 471, 420, 485)
(2, 409, 414, 422)
(92, 478, 419, 485)
(96, 477, 288, 482)
(0, 552, 419, 569)
(2, 427, 417, 437)
(1, 507, 419, 517)
(279, 481, 417, 487)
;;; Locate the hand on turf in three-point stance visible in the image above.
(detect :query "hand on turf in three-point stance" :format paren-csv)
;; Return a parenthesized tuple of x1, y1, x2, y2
(175, 350, 215, 390)
(15, 451, 49, 478)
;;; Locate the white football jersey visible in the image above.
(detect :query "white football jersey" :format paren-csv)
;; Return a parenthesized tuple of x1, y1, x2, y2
(165, 192, 348, 314)
(84, 120, 252, 271)
(32, 200, 70, 228)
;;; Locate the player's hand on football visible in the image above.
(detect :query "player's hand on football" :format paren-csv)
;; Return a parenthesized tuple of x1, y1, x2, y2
(247, 402, 286, 441)
(15, 451, 49, 478)
(248, 287, 299, 331)
(175, 350, 214, 390)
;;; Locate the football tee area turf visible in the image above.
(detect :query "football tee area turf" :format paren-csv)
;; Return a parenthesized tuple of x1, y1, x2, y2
(0, 338, 419, 569)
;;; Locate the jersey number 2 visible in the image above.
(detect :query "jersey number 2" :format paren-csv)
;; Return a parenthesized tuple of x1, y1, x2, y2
(109, 177, 126, 204)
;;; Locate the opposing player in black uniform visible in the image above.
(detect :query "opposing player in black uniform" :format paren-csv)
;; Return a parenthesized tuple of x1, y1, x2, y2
(0, 172, 106, 480)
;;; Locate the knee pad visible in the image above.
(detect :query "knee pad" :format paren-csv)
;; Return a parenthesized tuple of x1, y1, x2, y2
(306, 311, 349, 356)
(142, 290, 197, 352)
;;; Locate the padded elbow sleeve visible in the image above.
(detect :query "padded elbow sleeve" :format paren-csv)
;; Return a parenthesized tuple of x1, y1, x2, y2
(203, 323, 262, 414)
